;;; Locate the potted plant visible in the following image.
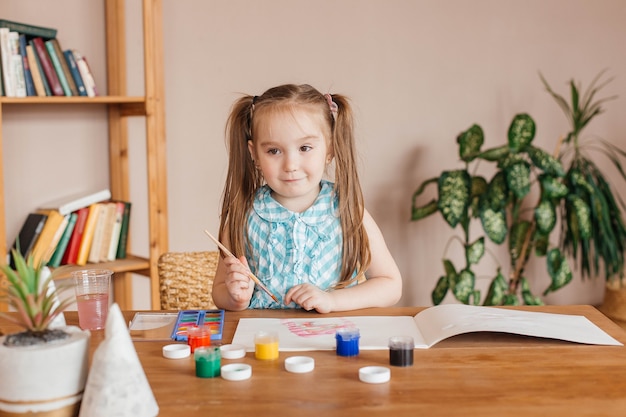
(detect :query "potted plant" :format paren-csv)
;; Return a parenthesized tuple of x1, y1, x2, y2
(541, 70, 626, 321)
(0, 248, 90, 416)
(411, 112, 572, 306)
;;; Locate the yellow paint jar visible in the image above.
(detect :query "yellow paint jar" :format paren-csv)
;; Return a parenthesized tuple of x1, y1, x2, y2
(254, 331, 279, 360)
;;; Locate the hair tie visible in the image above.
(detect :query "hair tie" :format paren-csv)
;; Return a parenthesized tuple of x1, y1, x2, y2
(251, 95, 258, 112)
(324, 94, 338, 119)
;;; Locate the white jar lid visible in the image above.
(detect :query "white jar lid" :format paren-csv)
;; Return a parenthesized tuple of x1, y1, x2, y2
(220, 344, 247, 359)
(221, 363, 252, 381)
(284, 356, 315, 373)
(359, 366, 391, 384)
(162, 344, 191, 359)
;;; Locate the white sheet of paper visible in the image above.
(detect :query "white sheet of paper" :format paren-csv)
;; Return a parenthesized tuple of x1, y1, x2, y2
(231, 305, 623, 351)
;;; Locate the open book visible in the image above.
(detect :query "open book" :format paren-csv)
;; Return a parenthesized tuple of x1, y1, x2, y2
(231, 304, 623, 351)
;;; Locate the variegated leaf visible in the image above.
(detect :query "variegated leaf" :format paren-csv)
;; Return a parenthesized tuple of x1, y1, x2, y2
(544, 248, 573, 294)
(457, 124, 484, 162)
(437, 170, 471, 228)
(535, 199, 556, 234)
(507, 113, 536, 152)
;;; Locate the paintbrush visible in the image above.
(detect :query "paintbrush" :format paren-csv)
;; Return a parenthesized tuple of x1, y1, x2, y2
(204, 230, 279, 303)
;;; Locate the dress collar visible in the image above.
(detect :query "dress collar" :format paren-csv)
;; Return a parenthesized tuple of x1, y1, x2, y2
(252, 180, 338, 225)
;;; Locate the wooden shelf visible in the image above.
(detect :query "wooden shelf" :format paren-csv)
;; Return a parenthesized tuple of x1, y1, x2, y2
(0, 0, 168, 311)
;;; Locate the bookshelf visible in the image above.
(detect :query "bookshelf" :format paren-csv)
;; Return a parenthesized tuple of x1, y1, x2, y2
(0, 0, 168, 311)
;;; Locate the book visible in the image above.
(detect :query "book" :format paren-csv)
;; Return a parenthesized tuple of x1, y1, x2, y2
(49, 39, 77, 96)
(27, 39, 51, 95)
(97, 202, 121, 262)
(17, 34, 35, 96)
(31, 37, 63, 96)
(231, 304, 623, 352)
(115, 201, 132, 259)
(62, 50, 86, 96)
(25, 44, 45, 96)
(0, 28, 15, 97)
(72, 49, 96, 97)
(9, 212, 47, 268)
(48, 212, 77, 267)
(106, 201, 126, 261)
(8, 31, 26, 97)
(88, 202, 115, 264)
(0, 19, 57, 40)
(62, 207, 89, 265)
(39, 188, 111, 216)
(76, 203, 102, 265)
(30, 209, 66, 266)
(44, 39, 72, 96)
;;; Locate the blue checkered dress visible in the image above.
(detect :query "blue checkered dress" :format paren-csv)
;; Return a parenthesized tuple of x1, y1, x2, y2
(246, 180, 344, 308)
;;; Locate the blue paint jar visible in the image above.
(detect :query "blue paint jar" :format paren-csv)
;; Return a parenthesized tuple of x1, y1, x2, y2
(336, 328, 360, 357)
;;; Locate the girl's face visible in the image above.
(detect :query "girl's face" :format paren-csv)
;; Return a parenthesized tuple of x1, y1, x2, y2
(249, 108, 331, 212)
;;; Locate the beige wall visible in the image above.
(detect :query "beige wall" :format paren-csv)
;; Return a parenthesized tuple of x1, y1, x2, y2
(3, 0, 624, 309)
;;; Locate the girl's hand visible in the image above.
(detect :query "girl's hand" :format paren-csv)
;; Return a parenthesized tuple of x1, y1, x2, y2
(221, 255, 255, 304)
(284, 283, 333, 313)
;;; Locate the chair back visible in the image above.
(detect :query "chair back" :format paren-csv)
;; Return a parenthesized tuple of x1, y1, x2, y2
(158, 251, 219, 310)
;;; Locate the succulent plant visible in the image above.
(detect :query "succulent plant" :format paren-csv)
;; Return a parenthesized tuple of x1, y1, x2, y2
(0, 248, 74, 337)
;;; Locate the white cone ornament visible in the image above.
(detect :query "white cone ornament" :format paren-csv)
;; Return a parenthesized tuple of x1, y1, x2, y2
(78, 303, 159, 417)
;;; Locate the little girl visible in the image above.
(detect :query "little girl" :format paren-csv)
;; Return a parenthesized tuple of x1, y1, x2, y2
(212, 84, 402, 312)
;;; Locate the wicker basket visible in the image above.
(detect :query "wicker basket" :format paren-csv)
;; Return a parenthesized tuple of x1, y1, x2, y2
(158, 251, 219, 310)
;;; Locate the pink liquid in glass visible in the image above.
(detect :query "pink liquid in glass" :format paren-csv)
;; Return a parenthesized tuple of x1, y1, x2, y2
(76, 293, 109, 330)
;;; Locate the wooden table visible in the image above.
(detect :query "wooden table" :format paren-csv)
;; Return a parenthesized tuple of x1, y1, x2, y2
(2, 305, 626, 416)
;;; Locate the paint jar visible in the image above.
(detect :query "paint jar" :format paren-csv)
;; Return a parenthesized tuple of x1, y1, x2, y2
(254, 331, 279, 360)
(335, 327, 360, 357)
(187, 325, 212, 353)
(388, 336, 415, 367)
(195, 346, 221, 378)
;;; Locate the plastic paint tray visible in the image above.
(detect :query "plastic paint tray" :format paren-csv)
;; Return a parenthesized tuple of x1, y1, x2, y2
(170, 309, 225, 342)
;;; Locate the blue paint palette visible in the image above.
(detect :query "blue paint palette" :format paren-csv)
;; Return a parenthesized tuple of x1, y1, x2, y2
(170, 309, 225, 342)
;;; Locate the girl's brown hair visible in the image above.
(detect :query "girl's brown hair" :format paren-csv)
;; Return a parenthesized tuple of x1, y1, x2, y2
(219, 84, 370, 286)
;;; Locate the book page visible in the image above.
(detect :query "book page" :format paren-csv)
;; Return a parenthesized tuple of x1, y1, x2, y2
(414, 304, 623, 348)
(232, 316, 426, 351)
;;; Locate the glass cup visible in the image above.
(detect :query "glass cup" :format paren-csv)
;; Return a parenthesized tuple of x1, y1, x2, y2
(72, 269, 112, 330)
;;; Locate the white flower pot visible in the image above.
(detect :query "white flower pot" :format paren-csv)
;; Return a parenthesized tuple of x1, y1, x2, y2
(0, 326, 90, 416)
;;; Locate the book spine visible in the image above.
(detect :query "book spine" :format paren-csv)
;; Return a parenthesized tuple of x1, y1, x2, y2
(0, 19, 57, 39)
(87, 204, 108, 264)
(63, 50, 86, 96)
(32, 37, 63, 96)
(48, 212, 77, 267)
(25, 44, 46, 96)
(17, 34, 35, 96)
(106, 202, 126, 261)
(72, 49, 96, 97)
(0, 28, 15, 97)
(50, 39, 77, 96)
(44, 39, 71, 96)
(28, 39, 51, 95)
(8, 32, 26, 97)
(62, 207, 89, 265)
(76, 203, 101, 265)
(10, 213, 48, 268)
(116, 202, 131, 259)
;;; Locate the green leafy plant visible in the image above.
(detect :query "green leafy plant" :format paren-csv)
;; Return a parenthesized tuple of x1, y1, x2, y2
(411, 113, 572, 306)
(0, 248, 74, 337)
(541, 70, 626, 286)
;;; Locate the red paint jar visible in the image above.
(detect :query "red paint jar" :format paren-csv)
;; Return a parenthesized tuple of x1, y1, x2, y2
(187, 325, 212, 353)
